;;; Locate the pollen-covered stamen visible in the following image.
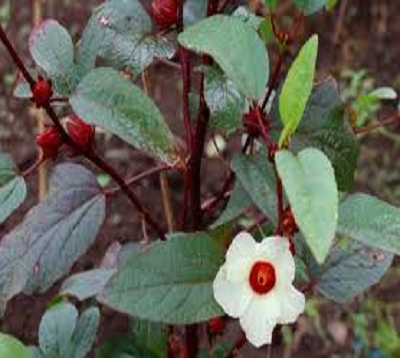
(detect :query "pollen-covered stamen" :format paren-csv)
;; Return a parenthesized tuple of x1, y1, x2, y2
(249, 261, 276, 295)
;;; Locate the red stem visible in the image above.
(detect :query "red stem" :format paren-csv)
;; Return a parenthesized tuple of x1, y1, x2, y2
(105, 164, 172, 196)
(227, 333, 247, 357)
(261, 48, 285, 112)
(275, 170, 284, 235)
(0, 25, 35, 87)
(21, 156, 45, 178)
(0, 24, 166, 241)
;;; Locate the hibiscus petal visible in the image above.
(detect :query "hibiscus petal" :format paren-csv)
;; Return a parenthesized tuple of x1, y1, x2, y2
(278, 285, 305, 324)
(226, 258, 252, 283)
(239, 293, 280, 348)
(226, 232, 256, 263)
(213, 265, 252, 318)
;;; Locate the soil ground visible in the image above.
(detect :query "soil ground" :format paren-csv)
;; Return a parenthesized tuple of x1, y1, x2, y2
(0, 0, 399, 357)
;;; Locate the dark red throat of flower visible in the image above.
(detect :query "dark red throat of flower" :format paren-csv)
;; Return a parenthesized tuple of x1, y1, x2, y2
(249, 261, 276, 295)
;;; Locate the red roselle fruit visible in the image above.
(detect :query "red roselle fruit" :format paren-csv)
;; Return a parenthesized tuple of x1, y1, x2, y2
(150, 0, 178, 30)
(36, 126, 62, 160)
(66, 115, 95, 152)
(31, 76, 53, 108)
(207, 317, 225, 335)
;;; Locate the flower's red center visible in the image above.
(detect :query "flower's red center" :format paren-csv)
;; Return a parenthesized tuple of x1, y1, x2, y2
(249, 261, 276, 295)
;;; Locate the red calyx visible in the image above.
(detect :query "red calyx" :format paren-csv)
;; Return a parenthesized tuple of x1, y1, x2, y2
(151, 0, 178, 30)
(281, 206, 299, 239)
(243, 105, 270, 138)
(207, 317, 225, 335)
(66, 115, 95, 153)
(32, 76, 53, 108)
(36, 126, 62, 160)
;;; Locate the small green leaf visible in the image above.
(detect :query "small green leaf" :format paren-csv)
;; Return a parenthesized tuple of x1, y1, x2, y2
(231, 151, 278, 224)
(70, 68, 179, 165)
(259, 18, 274, 44)
(325, 0, 338, 11)
(0, 333, 30, 358)
(98, 232, 224, 324)
(232, 6, 264, 30)
(337, 194, 400, 255)
(276, 148, 338, 263)
(294, 0, 326, 15)
(204, 66, 246, 135)
(271, 78, 360, 190)
(298, 236, 393, 303)
(78, 1, 174, 76)
(59, 268, 116, 301)
(29, 20, 79, 95)
(369, 87, 397, 100)
(279, 35, 318, 146)
(68, 307, 100, 358)
(179, 15, 269, 99)
(0, 154, 26, 224)
(265, 0, 278, 10)
(39, 302, 78, 357)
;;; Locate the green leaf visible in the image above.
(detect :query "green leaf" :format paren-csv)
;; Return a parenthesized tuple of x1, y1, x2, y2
(97, 320, 168, 358)
(211, 181, 253, 229)
(29, 20, 79, 95)
(276, 148, 338, 263)
(271, 78, 360, 190)
(0, 154, 26, 224)
(259, 18, 274, 44)
(204, 66, 246, 135)
(0, 164, 105, 313)
(70, 68, 179, 165)
(39, 302, 78, 357)
(59, 268, 116, 301)
(37, 302, 99, 358)
(325, 0, 338, 11)
(231, 151, 278, 224)
(68, 307, 100, 358)
(265, 0, 278, 10)
(184, 0, 207, 26)
(337, 194, 400, 255)
(178, 15, 269, 99)
(279, 35, 318, 146)
(298, 237, 393, 303)
(0, 333, 30, 358)
(293, 0, 327, 15)
(98, 232, 224, 324)
(369, 87, 397, 100)
(232, 6, 264, 30)
(13, 79, 32, 98)
(78, 0, 174, 76)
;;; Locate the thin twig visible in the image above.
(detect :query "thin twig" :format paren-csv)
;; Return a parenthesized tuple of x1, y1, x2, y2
(354, 113, 400, 134)
(105, 164, 173, 196)
(0, 24, 166, 241)
(21, 156, 45, 178)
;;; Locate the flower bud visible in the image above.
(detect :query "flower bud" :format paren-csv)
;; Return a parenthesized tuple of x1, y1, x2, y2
(151, 0, 178, 30)
(36, 126, 62, 160)
(207, 317, 225, 335)
(32, 76, 53, 108)
(281, 206, 299, 239)
(66, 115, 95, 152)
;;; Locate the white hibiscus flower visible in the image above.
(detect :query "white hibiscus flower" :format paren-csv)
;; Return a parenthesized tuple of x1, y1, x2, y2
(213, 232, 305, 348)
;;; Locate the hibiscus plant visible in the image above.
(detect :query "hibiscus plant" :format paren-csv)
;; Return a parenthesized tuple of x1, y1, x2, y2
(0, 0, 399, 357)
